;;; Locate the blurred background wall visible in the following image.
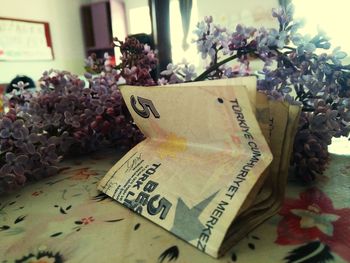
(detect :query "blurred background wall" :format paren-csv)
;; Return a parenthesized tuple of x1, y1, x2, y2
(0, 0, 281, 84)
(0, 0, 91, 83)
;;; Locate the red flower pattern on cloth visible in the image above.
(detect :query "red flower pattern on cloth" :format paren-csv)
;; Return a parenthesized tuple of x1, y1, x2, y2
(81, 216, 95, 225)
(276, 188, 350, 262)
(70, 168, 98, 180)
(32, 190, 43, 196)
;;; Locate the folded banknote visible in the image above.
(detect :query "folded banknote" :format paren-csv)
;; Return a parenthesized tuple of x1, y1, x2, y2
(98, 76, 301, 258)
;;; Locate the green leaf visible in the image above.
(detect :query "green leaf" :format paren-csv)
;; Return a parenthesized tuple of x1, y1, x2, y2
(105, 218, 124, 223)
(14, 215, 26, 224)
(0, 225, 10, 231)
(335, 51, 347, 59)
(50, 232, 63, 237)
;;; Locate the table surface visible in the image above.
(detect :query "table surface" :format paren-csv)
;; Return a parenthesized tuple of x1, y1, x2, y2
(0, 149, 349, 263)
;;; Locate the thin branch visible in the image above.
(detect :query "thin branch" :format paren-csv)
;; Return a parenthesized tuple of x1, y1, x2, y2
(283, 46, 295, 51)
(194, 48, 255, 81)
(194, 54, 239, 81)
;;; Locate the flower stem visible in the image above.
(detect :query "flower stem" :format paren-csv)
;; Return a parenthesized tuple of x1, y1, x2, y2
(194, 48, 261, 81)
(194, 54, 239, 81)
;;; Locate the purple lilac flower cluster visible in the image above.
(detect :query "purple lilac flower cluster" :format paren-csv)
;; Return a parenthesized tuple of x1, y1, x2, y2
(0, 38, 151, 194)
(166, 4, 350, 182)
(2, 6, 349, 192)
(114, 37, 158, 86)
(0, 108, 61, 192)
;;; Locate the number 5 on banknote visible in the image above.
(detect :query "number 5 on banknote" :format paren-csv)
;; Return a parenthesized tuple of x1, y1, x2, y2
(130, 95, 160, 118)
(98, 77, 301, 258)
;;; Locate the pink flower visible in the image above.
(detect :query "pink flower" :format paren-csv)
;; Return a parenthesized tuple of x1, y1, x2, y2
(276, 188, 350, 262)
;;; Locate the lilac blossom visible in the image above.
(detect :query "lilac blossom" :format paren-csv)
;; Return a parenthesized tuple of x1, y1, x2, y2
(167, 3, 350, 182)
(0, 37, 153, 194)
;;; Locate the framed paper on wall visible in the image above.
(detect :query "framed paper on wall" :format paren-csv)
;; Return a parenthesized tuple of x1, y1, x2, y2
(0, 17, 54, 61)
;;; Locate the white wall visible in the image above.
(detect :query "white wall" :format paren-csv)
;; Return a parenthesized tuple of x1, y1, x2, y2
(110, 0, 128, 40)
(197, 0, 279, 28)
(123, 0, 149, 35)
(122, 0, 279, 35)
(195, 0, 279, 72)
(0, 0, 279, 84)
(0, 0, 90, 83)
(122, 0, 280, 35)
(121, 0, 279, 68)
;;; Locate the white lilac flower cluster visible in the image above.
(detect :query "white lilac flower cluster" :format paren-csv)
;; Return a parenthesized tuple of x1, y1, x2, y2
(158, 60, 197, 84)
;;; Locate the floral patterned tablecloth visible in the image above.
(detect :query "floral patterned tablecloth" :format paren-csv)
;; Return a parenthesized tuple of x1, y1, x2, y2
(0, 150, 349, 263)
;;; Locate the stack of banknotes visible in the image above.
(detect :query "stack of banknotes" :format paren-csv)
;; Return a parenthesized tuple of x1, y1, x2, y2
(98, 76, 301, 258)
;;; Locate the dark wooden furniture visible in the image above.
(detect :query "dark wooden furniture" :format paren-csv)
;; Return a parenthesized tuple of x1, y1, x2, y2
(81, 1, 114, 58)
